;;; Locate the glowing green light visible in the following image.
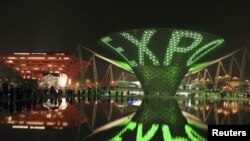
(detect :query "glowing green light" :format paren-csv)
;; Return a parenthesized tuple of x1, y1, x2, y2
(110, 122, 207, 141)
(162, 125, 188, 141)
(185, 125, 207, 141)
(101, 36, 132, 65)
(120, 30, 160, 66)
(163, 30, 203, 66)
(109, 121, 137, 141)
(136, 123, 159, 141)
(187, 39, 224, 66)
(102, 29, 223, 68)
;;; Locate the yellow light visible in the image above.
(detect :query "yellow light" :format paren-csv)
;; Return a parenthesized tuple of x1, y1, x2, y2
(217, 108, 222, 113)
(7, 121, 15, 124)
(205, 105, 209, 110)
(8, 57, 16, 59)
(27, 57, 45, 60)
(31, 53, 46, 55)
(12, 125, 29, 129)
(232, 77, 238, 80)
(62, 122, 68, 126)
(223, 110, 229, 115)
(20, 57, 25, 59)
(63, 57, 69, 60)
(55, 53, 65, 56)
(7, 116, 12, 121)
(68, 78, 72, 85)
(59, 74, 68, 87)
(14, 53, 30, 55)
(26, 121, 44, 125)
(48, 57, 56, 60)
(6, 60, 13, 63)
(46, 122, 55, 126)
(19, 121, 25, 124)
(30, 126, 45, 130)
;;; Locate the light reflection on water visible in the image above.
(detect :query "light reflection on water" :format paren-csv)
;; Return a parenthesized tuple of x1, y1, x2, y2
(177, 99, 250, 124)
(0, 97, 250, 140)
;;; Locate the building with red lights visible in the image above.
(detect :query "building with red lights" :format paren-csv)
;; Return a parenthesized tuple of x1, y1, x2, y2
(1, 52, 88, 87)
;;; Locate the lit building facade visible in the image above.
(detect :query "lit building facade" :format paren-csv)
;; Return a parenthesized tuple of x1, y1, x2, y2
(1, 52, 88, 87)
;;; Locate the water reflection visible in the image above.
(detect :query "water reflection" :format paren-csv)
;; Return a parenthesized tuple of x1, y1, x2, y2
(1, 95, 250, 140)
(1, 99, 88, 130)
(178, 99, 250, 124)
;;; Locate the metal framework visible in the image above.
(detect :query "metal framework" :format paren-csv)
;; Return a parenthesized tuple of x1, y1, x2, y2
(185, 47, 250, 91)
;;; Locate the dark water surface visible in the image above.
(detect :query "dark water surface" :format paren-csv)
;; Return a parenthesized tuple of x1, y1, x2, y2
(0, 97, 250, 141)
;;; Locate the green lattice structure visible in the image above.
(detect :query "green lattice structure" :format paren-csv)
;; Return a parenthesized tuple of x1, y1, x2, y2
(100, 28, 224, 140)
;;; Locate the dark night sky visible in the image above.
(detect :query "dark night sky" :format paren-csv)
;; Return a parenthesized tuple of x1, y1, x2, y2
(0, 0, 250, 61)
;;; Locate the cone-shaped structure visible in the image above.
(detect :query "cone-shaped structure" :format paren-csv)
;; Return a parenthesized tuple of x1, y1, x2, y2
(100, 28, 224, 140)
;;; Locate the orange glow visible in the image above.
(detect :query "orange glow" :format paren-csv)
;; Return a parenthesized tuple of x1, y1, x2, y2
(8, 57, 16, 59)
(26, 121, 44, 125)
(27, 57, 45, 60)
(46, 122, 55, 126)
(55, 53, 65, 56)
(62, 122, 68, 126)
(217, 108, 222, 113)
(232, 108, 238, 114)
(48, 57, 56, 60)
(6, 60, 13, 63)
(1, 52, 89, 80)
(68, 78, 72, 85)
